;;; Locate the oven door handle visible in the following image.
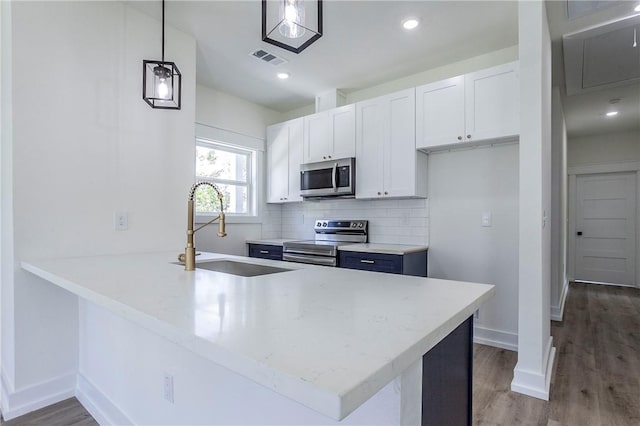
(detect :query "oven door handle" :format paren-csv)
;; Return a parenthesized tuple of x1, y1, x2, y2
(332, 162, 338, 192)
(283, 253, 337, 267)
(284, 247, 338, 257)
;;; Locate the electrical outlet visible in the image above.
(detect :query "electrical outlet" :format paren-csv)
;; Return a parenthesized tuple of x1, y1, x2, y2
(481, 212, 492, 227)
(163, 373, 174, 403)
(114, 212, 128, 231)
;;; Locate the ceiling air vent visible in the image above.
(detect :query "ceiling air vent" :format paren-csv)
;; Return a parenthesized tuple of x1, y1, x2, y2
(251, 49, 288, 66)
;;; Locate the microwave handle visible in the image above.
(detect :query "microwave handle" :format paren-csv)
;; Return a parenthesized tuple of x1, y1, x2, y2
(332, 162, 338, 192)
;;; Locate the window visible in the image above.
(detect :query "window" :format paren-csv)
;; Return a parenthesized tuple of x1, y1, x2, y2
(195, 139, 255, 216)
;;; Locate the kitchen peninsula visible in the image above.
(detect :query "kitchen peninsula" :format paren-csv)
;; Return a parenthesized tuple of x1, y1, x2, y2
(22, 251, 494, 425)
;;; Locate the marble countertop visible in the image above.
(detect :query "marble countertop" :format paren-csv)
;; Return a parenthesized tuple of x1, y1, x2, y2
(245, 238, 297, 246)
(22, 251, 493, 420)
(339, 243, 429, 255)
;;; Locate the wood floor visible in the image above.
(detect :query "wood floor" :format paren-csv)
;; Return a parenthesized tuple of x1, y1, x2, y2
(474, 282, 640, 426)
(1, 282, 638, 425)
(0, 398, 97, 426)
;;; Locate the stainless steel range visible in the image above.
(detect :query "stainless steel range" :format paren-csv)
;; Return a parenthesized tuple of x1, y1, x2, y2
(283, 219, 368, 267)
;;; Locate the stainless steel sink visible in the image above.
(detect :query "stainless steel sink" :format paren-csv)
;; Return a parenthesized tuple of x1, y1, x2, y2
(190, 260, 292, 277)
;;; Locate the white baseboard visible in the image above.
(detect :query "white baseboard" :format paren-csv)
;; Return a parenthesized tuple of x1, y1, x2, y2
(511, 336, 556, 400)
(76, 373, 133, 426)
(551, 279, 570, 322)
(1, 371, 76, 420)
(473, 325, 518, 352)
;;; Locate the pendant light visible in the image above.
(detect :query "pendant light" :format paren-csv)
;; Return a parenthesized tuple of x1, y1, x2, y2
(262, 0, 323, 54)
(143, 0, 182, 109)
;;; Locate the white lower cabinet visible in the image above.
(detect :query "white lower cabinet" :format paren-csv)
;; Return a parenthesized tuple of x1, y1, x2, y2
(416, 61, 519, 150)
(355, 88, 428, 199)
(267, 118, 303, 203)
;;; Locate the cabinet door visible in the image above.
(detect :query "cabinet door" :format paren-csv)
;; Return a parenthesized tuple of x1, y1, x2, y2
(303, 112, 330, 163)
(464, 61, 519, 142)
(287, 118, 304, 202)
(330, 105, 356, 160)
(355, 98, 385, 199)
(384, 88, 417, 197)
(267, 123, 289, 203)
(416, 76, 465, 149)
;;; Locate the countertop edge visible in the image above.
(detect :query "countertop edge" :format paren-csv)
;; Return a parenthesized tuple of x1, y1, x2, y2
(338, 244, 429, 255)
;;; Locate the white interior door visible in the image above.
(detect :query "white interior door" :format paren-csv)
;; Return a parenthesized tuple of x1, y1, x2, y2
(575, 172, 637, 286)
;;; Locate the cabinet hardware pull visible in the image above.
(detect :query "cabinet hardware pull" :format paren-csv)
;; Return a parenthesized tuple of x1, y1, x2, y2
(328, 155, 331, 159)
(458, 136, 462, 141)
(384, 191, 388, 195)
(323, 156, 326, 159)
(377, 192, 381, 196)
(260, 250, 269, 254)
(466, 134, 471, 139)
(360, 259, 375, 264)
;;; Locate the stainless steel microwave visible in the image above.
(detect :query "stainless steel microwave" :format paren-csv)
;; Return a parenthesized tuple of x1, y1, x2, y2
(300, 157, 355, 199)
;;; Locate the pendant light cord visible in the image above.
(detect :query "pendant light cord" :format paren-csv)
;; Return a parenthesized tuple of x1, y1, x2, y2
(161, 0, 165, 63)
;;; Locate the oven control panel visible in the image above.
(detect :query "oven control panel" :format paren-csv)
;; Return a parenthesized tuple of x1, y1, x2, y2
(314, 220, 368, 233)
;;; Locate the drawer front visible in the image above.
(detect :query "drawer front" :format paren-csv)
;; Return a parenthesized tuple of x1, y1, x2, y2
(339, 252, 403, 274)
(248, 244, 283, 261)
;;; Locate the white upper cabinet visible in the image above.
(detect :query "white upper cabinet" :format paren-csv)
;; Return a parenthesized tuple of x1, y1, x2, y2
(303, 105, 355, 163)
(416, 75, 465, 148)
(416, 61, 519, 150)
(356, 88, 428, 199)
(464, 61, 519, 142)
(267, 118, 303, 203)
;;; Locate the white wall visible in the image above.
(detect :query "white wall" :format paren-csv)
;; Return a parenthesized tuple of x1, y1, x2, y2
(428, 144, 519, 350)
(2, 0, 196, 417)
(194, 86, 284, 256)
(280, 45, 518, 120)
(196, 84, 282, 140)
(568, 130, 640, 166)
(550, 87, 568, 321)
(511, 0, 554, 400)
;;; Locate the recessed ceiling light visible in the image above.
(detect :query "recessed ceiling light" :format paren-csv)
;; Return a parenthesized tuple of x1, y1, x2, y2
(606, 111, 619, 117)
(402, 18, 419, 30)
(635, 4, 640, 12)
(277, 72, 290, 80)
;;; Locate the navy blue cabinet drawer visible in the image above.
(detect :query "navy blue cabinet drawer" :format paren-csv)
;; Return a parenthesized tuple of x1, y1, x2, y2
(339, 252, 402, 274)
(338, 250, 427, 277)
(248, 244, 283, 261)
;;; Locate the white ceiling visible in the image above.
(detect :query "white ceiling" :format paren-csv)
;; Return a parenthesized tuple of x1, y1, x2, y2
(128, 1, 518, 112)
(546, 0, 640, 137)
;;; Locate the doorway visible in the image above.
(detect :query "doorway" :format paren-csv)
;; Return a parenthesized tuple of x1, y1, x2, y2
(574, 172, 637, 286)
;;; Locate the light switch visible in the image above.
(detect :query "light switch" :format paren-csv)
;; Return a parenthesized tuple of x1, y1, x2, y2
(481, 212, 492, 227)
(115, 211, 128, 231)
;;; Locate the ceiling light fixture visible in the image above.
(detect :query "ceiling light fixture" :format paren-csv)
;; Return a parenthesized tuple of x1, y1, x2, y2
(142, 0, 181, 109)
(277, 72, 290, 80)
(262, 0, 323, 54)
(402, 18, 420, 30)
(635, 4, 640, 12)
(606, 111, 619, 117)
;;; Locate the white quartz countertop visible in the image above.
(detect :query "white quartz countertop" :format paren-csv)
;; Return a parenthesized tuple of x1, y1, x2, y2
(22, 251, 493, 421)
(339, 243, 429, 255)
(245, 238, 297, 246)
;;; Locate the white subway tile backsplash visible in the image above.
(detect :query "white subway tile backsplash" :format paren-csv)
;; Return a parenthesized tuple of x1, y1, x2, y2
(261, 198, 429, 245)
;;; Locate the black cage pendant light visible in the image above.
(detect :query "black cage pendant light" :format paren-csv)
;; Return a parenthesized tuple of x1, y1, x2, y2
(262, 0, 323, 54)
(143, 0, 181, 109)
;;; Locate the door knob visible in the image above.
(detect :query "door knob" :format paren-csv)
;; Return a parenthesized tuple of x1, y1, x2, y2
(576, 231, 583, 236)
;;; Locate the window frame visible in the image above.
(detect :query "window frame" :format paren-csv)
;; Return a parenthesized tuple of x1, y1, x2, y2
(194, 137, 258, 223)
